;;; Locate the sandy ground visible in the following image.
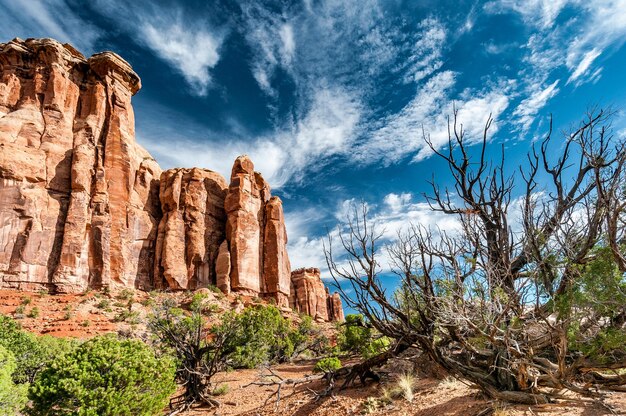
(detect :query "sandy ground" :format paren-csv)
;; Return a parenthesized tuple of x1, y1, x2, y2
(0, 289, 623, 415)
(179, 360, 626, 416)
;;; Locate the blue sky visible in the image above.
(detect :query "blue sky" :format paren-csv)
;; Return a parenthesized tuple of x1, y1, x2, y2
(3, 0, 626, 291)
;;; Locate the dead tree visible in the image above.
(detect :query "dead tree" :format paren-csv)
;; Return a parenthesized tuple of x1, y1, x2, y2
(325, 109, 626, 404)
(149, 300, 236, 412)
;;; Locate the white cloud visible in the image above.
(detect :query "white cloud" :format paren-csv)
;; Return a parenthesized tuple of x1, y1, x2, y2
(513, 80, 560, 131)
(354, 71, 511, 164)
(0, 0, 101, 53)
(140, 22, 222, 95)
(136, 84, 361, 187)
(284, 207, 331, 272)
(564, 1, 626, 79)
(241, 4, 299, 97)
(567, 48, 601, 85)
(484, 0, 569, 28)
(498, 0, 626, 91)
(356, 71, 457, 163)
(384, 193, 412, 213)
(279, 24, 296, 63)
(288, 193, 462, 275)
(90, 1, 225, 95)
(403, 18, 447, 83)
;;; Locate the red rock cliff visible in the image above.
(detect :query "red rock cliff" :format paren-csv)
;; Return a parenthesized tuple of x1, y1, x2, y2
(0, 38, 160, 293)
(290, 268, 344, 322)
(0, 38, 342, 321)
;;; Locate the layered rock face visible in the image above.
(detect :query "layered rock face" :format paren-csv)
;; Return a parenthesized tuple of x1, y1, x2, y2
(0, 38, 342, 321)
(290, 268, 344, 322)
(154, 168, 227, 290)
(224, 156, 291, 307)
(0, 38, 160, 293)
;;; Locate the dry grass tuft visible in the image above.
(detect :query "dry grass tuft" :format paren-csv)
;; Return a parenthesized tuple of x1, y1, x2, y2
(396, 372, 416, 402)
(438, 375, 462, 389)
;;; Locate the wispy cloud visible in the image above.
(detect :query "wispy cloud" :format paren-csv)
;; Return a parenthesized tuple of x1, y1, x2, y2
(286, 192, 461, 275)
(355, 72, 511, 164)
(136, 84, 361, 187)
(486, 0, 626, 131)
(513, 80, 560, 132)
(140, 20, 222, 95)
(91, 0, 225, 95)
(241, 3, 298, 97)
(0, 0, 101, 52)
(567, 48, 602, 84)
(484, 0, 569, 29)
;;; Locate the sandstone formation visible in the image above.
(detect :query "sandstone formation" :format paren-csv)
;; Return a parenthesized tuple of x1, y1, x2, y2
(0, 38, 160, 293)
(327, 290, 345, 322)
(290, 268, 344, 322)
(0, 37, 343, 321)
(154, 168, 227, 290)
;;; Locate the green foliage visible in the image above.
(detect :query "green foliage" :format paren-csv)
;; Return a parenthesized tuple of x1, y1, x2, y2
(189, 292, 213, 314)
(29, 335, 176, 416)
(148, 300, 229, 405)
(0, 345, 28, 415)
(337, 314, 389, 358)
(337, 314, 390, 358)
(206, 285, 221, 294)
(14, 305, 25, 318)
(114, 310, 141, 324)
(27, 307, 40, 318)
(0, 315, 68, 384)
(363, 336, 391, 359)
(20, 297, 31, 306)
(338, 314, 368, 352)
(116, 289, 135, 302)
(216, 305, 298, 368)
(211, 383, 229, 396)
(557, 247, 626, 362)
(313, 356, 342, 373)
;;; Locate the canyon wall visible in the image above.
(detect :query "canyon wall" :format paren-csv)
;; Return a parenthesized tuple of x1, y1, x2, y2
(0, 38, 342, 321)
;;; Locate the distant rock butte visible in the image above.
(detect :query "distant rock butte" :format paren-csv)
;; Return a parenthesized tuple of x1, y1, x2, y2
(0, 38, 343, 322)
(290, 268, 344, 322)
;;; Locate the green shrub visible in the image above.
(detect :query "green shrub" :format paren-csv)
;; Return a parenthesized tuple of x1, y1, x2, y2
(189, 292, 210, 313)
(338, 314, 371, 353)
(313, 357, 342, 373)
(558, 247, 626, 362)
(14, 305, 25, 319)
(114, 310, 140, 324)
(0, 315, 45, 383)
(206, 285, 221, 294)
(216, 305, 296, 368)
(0, 345, 28, 415)
(363, 336, 391, 359)
(337, 314, 390, 358)
(29, 335, 176, 416)
(20, 297, 31, 306)
(212, 383, 229, 396)
(27, 307, 40, 318)
(149, 301, 229, 407)
(116, 289, 135, 302)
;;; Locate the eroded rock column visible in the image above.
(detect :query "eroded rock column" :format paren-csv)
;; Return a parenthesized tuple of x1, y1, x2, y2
(154, 168, 227, 289)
